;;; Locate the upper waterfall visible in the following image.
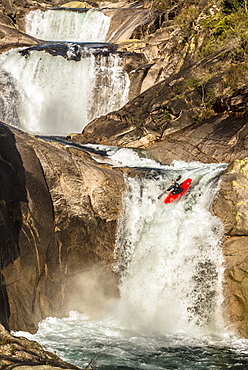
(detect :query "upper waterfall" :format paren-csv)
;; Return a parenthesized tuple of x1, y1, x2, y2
(0, 45, 130, 136)
(0, 7, 131, 136)
(25, 9, 111, 42)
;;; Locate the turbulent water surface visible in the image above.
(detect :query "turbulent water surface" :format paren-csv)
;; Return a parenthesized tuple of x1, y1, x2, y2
(0, 48, 129, 135)
(16, 150, 248, 369)
(7, 6, 248, 369)
(18, 311, 248, 370)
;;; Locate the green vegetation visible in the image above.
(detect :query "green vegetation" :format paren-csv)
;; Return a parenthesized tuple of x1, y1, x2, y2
(199, 5, 248, 57)
(222, 0, 247, 14)
(223, 62, 248, 89)
(184, 78, 202, 90)
(146, 0, 248, 122)
(151, 0, 178, 11)
(175, 5, 198, 36)
(152, 0, 248, 58)
(155, 109, 171, 122)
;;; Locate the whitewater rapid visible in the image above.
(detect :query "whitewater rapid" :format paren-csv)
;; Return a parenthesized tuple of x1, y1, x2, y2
(15, 148, 242, 369)
(113, 156, 226, 336)
(17, 310, 248, 369)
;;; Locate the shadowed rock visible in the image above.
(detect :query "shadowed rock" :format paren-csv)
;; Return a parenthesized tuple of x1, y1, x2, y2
(0, 122, 124, 333)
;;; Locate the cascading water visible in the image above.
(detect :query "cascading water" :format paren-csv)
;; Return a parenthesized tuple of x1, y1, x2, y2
(0, 47, 129, 135)
(14, 148, 248, 368)
(0, 8, 129, 136)
(115, 161, 225, 336)
(25, 9, 110, 42)
(5, 5, 248, 370)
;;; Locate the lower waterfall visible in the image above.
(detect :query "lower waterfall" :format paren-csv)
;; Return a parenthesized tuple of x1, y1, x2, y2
(15, 148, 248, 369)
(0, 47, 129, 136)
(115, 163, 225, 335)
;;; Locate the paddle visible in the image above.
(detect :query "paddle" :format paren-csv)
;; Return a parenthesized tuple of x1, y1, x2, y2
(157, 175, 182, 199)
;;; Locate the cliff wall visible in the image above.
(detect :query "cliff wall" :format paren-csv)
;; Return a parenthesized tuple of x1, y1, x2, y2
(0, 123, 124, 333)
(0, 0, 248, 341)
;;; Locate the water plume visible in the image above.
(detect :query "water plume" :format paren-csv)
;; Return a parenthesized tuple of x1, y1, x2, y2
(115, 161, 227, 336)
(65, 266, 119, 319)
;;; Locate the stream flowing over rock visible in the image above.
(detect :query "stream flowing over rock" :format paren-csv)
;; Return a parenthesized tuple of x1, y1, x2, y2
(1, 1, 248, 368)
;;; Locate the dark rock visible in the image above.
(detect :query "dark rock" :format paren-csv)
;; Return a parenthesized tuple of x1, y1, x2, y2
(0, 123, 124, 333)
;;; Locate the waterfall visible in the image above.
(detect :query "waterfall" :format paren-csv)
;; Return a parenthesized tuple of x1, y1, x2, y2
(114, 159, 227, 336)
(25, 9, 110, 42)
(0, 7, 130, 136)
(7, 4, 248, 368)
(15, 154, 244, 369)
(0, 46, 129, 136)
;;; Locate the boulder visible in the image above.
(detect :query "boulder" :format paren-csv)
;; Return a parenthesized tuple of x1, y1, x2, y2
(0, 24, 40, 53)
(0, 323, 82, 370)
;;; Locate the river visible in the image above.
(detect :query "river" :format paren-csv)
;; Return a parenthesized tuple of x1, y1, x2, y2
(16, 145, 248, 369)
(3, 5, 248, 369)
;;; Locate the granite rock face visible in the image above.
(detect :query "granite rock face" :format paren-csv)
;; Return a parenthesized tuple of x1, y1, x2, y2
(214, 159, 248, 338)
(73, 60, 248, 164)
(0, 123, 124, 333)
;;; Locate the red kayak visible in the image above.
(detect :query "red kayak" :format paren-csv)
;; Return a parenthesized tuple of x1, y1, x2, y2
(164, 178, 192, 204)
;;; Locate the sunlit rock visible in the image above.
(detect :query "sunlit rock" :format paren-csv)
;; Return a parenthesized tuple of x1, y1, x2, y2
(214, 158, 248, 338)
(0, 323, 82, 369)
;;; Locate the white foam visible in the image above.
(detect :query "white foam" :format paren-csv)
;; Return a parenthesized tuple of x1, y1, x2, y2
(0, 49, 129, 136)
(25, 9, 110, 42)
(115, 162, 227, 336)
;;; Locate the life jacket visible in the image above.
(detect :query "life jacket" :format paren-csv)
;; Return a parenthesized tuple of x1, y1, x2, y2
(167, 182, 183, 195)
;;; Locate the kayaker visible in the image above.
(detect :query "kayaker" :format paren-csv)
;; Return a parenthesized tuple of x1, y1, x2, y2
(158, 176, 183, 199)
(167, 179, 183, 195)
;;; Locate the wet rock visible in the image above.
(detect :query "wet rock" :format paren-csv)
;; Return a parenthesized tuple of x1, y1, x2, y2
(19, 42, 118, 60)
(0, 24, 40, 53)
(0, 323, 82, 370)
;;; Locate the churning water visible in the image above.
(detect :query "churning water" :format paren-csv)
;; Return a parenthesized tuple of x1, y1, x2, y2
(17, 311, 248, 370)
(16, 151, 248, 369)
(7, 5, 248, 369)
